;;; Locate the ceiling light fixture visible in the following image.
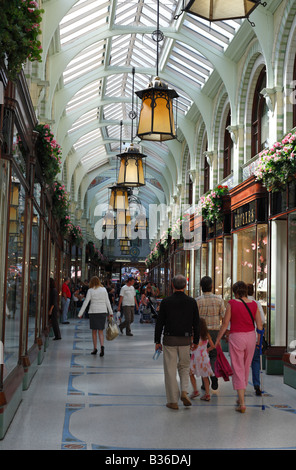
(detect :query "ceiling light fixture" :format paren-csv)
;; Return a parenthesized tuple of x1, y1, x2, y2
(175, 0, 267, 26)
(135, 0, 179, 141)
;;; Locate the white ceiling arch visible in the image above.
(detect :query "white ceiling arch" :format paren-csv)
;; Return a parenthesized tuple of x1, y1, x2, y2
(39, 0, 274, 231)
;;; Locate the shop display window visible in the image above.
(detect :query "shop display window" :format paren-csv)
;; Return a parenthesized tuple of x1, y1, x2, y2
(270, 219, 287, 346)
(201, 243, 207, 279)
(194, 248, 201, 297)
(159, 266, 165, 296)
(5, 171, 26, 378)
(256, 224, 268, 321)
(223, 236, 231, 302)
(232, 226, 256, 287)
(27, 211, 40, 349)
(214, 238, 223, 297)
(288, 213, 296, 352)
(208, 240, 214, 281)
(12, 127, 27, 178)
(0, 160, 10, 352)
(174, 250, 185, 276)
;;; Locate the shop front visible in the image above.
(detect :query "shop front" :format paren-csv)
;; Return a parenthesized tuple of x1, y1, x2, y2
(230, 176, 269, 364)
(268, 181, 296, 385)
(0, 70, 64, 438)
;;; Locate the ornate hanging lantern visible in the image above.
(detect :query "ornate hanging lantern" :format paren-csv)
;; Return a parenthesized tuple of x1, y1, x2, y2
(117, 144, 146, 187)
(135, 78, 178, 142)
(135, 0, 178, 142)
(108, 185, 129, 212)
(179, 0, 265, 22)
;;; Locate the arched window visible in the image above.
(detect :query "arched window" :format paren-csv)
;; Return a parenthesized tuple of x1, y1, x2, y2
(188, 175, 193, 205)
(251, 67, 268, 156)
(223, 110, 232, 178)
(204, 157, 209, 193)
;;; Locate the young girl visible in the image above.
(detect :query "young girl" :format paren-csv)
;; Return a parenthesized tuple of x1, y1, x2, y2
(190, 318, 215, 401)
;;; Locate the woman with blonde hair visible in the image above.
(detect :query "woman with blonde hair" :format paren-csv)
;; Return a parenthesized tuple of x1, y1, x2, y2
(78, 276, 113, 356)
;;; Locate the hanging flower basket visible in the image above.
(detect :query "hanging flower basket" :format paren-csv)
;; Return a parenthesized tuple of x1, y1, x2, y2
(199, 185, 229, 224)
(254, 131, 296, 192)
(0, 1, 44, 81)
(51, 181, 70, 220)
(60, 215, 72, 235)
(67, 223, 83, 246)
(35, 124, 62, 184)
(160, 227, 172, 250)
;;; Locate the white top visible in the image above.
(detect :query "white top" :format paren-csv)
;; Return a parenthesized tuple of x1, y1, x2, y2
(78, 287, 113, 317)
(247, 296, 265, 324)
(120, 285, 136, 306)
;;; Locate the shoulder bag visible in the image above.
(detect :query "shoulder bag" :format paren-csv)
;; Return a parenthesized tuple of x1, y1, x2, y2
(239, 299, 268, 352)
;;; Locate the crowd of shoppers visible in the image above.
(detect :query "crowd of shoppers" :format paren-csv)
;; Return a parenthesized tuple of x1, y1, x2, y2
(49, 271, 265, 414)
(48, 274, 159, 354)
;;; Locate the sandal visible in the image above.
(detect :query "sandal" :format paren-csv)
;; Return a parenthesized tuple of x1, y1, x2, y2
(190, 391, 200, 399)
(200, 394, 211, 401)
(235, 405, 246, 413)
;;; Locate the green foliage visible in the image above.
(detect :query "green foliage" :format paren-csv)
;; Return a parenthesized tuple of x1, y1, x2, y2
(0, 0, 44, 81)
(35, 124, 62, 184)
(254, 132, 296, 191)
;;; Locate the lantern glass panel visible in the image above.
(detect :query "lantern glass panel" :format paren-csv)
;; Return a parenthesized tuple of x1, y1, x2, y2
(185, 0, 258, 21)
(137, 90, 176, 141)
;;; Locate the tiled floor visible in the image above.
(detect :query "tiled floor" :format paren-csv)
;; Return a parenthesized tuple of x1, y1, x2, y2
(0, 315, 296, 451)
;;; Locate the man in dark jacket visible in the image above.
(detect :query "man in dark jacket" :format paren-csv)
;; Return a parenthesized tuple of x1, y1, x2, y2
(154, 274, 199, 410)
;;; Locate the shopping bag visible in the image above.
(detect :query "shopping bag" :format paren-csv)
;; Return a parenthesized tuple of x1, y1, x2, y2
(106, 318, 119, 341)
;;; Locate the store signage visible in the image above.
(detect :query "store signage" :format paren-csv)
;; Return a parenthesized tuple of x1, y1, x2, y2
(233, 201, 256, 229)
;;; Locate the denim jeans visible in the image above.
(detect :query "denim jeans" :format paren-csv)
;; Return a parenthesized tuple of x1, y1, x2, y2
(251, 345, 261, 388)
(61, 297, 70, 323)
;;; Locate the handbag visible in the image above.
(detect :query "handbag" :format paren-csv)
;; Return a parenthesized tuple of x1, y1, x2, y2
(106, 318, 119, 341)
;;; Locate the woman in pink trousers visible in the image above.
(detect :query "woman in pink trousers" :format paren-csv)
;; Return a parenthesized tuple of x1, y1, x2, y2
(215, 281, 263, 413)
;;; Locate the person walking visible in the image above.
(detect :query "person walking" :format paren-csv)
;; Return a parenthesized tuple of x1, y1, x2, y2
(49, 278, 61, 340)
(215, 281, 263, 413)
(78, 276, 113, 356)
(117, 276, 138, 336)
(61, 277, 71, 324)
(190, 318, 215, 401)
(196, 276, 225, 390)
(247, 283, 266, 396)
(154, 274, 200, 410)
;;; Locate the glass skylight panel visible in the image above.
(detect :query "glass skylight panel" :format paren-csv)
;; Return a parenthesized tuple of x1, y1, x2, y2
(105, 74, 125, 96)
(109, 35, 132, 66)
(73, 128, 102, 151)
(183, 16, 242, 52)
(66, 80, 102, 114)
(63, 41, 105, 85)
(167, 42, 213, 88)
(87, 159, 109, 173)
(81, 147, 107, 168)
(59, 0, 110, 46)
(68, 109, 98, 134)
(103, 103, 124, 121)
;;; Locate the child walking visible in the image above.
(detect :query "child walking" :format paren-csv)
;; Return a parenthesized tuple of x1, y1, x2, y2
(190, 318, 215, 401)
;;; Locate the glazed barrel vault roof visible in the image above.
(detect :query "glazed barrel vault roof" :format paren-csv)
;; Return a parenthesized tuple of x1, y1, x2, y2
(38, 0, 275, 230)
